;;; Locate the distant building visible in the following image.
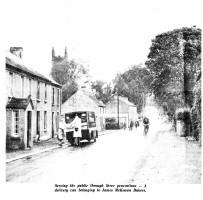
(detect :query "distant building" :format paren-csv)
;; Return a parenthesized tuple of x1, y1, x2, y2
(6, 47, 62, 150)
(105, 95, 138, 127)
(52, 46, 68, 66)
(61, 88, 105, 131)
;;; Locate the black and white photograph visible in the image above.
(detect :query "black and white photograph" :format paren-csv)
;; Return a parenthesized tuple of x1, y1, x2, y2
(1, 0, 202, 199)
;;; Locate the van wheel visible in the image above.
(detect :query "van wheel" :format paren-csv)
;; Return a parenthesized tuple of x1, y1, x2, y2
(93, 138, 96, 142)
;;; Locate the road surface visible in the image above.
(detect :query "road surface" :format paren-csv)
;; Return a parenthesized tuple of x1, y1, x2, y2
(6, 106, 201, 184)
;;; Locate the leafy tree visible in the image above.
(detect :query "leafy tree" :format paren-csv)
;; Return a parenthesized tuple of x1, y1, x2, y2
(112, 66, 152, 113)
(145, 27, 201, 139)
(92, 80, 113, 104)
(61, 80, 78, 103)
(51, 59, 88, 103)
(113, 73, 129, 96)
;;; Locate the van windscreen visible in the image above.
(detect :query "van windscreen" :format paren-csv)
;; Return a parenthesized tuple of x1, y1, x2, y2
(65, 112, 87, 124)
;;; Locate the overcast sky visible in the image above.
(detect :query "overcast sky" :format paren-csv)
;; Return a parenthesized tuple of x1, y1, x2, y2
(3, 0, 202, 82)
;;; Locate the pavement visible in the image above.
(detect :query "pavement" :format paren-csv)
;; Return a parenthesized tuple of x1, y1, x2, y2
(6, 130, 117, 163)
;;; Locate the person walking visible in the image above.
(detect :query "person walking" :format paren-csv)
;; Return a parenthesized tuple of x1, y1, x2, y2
(143, 116, 150, 136)
(72, 114, 82, 146)
(135, 120, 138, 129)
(57, 117, 65, 146)
(129, 120, 134, 131)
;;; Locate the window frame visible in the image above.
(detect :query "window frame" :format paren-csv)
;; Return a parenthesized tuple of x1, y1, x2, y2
(57, 88, 60, 106)
(29, 78, 31, 95)
(45, 83, 47, 102)
(13, 110, 20, 136)
(21, 75, 24, 97)
(44, 111, 47, 130)
(37, 81, 40, 100)
(52, 87, 55, 105)
(9, 72, 13, 96)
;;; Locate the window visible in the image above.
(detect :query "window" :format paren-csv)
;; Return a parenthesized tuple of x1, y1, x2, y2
(21, 76, 24, 97)
(88, 112, 96, 128)
(89, 112, 96, 123)
(45, 83, 47, 101)
(57, 88, 60, 106)
(13, 110, 19, 135)
(52, 87, 55, 105)
(37, 81, 40, 99)
(44, 111, 47, 130)
(57, 112, 59, 131)
(9, 72, 13, 96)
(29, 79, 31, 95)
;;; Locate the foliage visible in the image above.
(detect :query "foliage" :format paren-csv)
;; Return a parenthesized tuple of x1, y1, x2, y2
(145, 27, 201, 124)
(113, 65, 152, 113)
(61, 80, 78, 103)
(91, 80, 113, 104)
(191, 74, 201, 140)
(51, 59, 88, 103)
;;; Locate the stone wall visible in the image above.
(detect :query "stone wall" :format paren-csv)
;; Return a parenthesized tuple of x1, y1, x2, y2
(6, 109, 25, 150)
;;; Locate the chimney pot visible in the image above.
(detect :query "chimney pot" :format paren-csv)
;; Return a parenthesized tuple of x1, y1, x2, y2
(10, 47, 23, 58)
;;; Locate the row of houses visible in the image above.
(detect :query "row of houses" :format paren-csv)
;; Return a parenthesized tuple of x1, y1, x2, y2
(6, 48, 62, 150)
(6, 47, 138, 150)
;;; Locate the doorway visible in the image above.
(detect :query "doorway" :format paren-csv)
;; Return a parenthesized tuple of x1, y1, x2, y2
(37, 111, 40, 140)
(52, 112, 54, 138)
(27, 111, 32, 148)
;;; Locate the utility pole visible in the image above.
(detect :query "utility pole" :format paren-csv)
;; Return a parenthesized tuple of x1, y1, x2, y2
(117, 89, 120, 129)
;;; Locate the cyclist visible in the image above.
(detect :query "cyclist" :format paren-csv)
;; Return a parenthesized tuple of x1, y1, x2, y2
(143, 116, 150, 136)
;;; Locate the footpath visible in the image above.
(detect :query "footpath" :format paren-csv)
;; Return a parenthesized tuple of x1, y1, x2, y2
(6, 130, 116, 163)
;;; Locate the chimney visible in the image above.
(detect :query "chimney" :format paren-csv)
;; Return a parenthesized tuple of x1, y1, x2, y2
(10, 47, 23, 58)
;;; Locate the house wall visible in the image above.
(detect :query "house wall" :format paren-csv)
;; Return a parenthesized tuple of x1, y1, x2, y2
(105, 99, 129, 114)
(105, 97, 137, 127)
(6, 109, 25, 149)
(6, 67, 61, 149)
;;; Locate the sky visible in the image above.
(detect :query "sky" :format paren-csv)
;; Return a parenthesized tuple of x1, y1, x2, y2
(3, 0, 202, 82)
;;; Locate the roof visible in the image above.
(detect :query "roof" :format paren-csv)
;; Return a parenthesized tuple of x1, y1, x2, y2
(62, 89, 105, 109)
(87, 92, 105, 107)
(119, 96, 136, 107)
(6, 95, 34, 110)
(108, 95, 136, 107)
(64, 111, 95, 114)
(6, 52, 61, 87)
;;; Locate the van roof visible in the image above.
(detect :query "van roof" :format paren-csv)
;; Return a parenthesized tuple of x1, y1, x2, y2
(65, 111, 94, 114)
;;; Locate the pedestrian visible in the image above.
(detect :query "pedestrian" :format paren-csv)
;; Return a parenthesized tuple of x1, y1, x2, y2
(72, 114, 82, 146)
(57, 117, 65, 146)
(134, 120, 138, 129)
(129, 120, 134, 131)
(143, 116, 150, 136)
(36, 133, 40, 142)
(123, 122, 126, 130)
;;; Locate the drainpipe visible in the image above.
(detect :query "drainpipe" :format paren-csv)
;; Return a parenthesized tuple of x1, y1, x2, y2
(117, 91, 119, 129)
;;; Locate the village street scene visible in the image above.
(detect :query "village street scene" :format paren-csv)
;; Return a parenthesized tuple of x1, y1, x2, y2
(3, 0, 201, 190)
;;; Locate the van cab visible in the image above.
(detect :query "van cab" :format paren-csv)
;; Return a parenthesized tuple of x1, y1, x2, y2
(65, 111, 98, 145)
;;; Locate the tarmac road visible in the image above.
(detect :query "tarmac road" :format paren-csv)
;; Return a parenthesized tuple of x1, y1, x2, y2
(6, 106, 201, 184)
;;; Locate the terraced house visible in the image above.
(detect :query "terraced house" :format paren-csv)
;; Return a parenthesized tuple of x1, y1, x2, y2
(6, 47, 62, 150)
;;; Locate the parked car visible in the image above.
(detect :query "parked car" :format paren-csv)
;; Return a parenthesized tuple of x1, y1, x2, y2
(105, 117, 119, 129)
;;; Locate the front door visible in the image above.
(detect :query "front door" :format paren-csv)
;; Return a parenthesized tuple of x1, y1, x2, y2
(37, 111, 40, 139)
(52, 112, 54, 138)
(27, 111, 32, 147)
